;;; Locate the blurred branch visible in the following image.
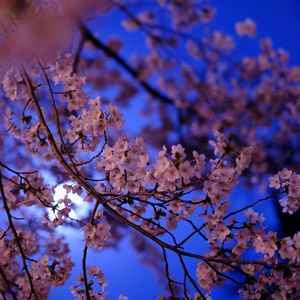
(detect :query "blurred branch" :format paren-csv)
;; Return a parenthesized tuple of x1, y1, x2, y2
(80, 23, 173, 105)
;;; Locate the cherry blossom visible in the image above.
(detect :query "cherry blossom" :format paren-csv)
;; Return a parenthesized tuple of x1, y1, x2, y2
(0, 1, 299, 299)
(235, 18, 257, 37)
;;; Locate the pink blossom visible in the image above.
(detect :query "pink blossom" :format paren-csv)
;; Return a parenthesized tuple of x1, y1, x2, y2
(236, 18, 257, 37)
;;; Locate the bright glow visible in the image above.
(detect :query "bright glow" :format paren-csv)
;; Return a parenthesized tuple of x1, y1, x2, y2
(48, 181, 90, 222)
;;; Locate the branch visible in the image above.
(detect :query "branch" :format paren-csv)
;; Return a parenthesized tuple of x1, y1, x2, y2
(161, 246, 176, 298)
(80, 23, 173, 105)
(178, 254, 205, 300)
(82, 202, 100, 300)
(0, 174, 39, 300)
(0, 266, 17, 300)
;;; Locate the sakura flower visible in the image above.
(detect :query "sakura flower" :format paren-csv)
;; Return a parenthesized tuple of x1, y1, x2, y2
(236, 18, 257, 37)
(153, 156, 170, 178)
(196, 262, 218, 291)
(293, 232, 300, 248)
(88, 266, 107, 292)
(2, 67, 21, 101)
(278, 168, 293, 180)
(244, 208, 265, 224)
(269, 174, 281, 189)
(107, 104, 123, 129)
(253, 232, 277, 257)
(179, 160, 194, 183)
(277, 173, 300, 214)
(193, 151, 206, 177)
(279, 237, 295, 260)
(165, 165, 180, 183)
(84, 222, 111, 249)
(241, 264, 256, 276)
(171, 144, 186, 161)
(209, 131, 227, 156)
(235, 146, 254, 174)
(210, 223, 231, 242)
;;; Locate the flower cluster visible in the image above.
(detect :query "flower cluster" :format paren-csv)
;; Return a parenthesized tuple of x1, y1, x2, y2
(0, 1, 299, 299)
(83, 211, 111, 249)
(67, 96, 123, 150)
(96, 136, 148, 193)
(269, 168, 300, 213)
(71, 266, 107, 300)
(279, 232, 300, 264)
